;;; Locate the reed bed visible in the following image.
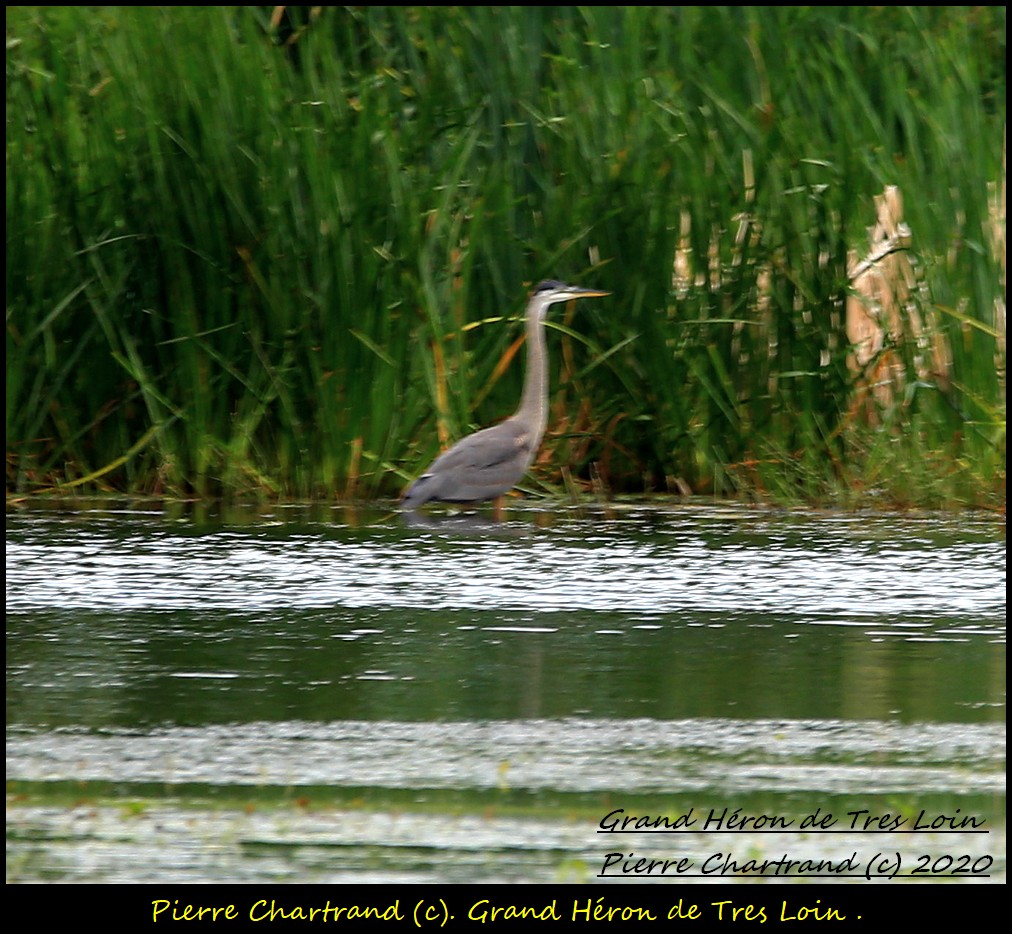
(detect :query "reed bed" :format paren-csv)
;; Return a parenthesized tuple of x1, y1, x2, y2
(6, 7, 1006, 507)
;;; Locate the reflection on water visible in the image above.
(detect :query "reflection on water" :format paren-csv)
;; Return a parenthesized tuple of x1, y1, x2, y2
(7, 506, 1006, 619)
(6, 502, 1006, 883)
(7, 718, 1005, 793)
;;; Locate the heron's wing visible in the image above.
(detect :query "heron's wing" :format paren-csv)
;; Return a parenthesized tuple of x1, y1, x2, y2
(429, 420, 532, 472)
(402, 419, 534, 506)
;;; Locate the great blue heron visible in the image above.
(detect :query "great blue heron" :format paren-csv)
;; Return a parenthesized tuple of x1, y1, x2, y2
(401, 279, 610, 510)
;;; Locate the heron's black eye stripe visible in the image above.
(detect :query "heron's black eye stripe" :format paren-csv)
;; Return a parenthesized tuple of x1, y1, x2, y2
(533, 279, 567, 294)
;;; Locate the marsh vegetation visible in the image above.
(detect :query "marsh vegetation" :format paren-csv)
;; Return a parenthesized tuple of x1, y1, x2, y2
(6, 7, 1006, 507)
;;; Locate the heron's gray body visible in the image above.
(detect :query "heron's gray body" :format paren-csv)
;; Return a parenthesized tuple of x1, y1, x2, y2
(400, 416, 536, 507)
(401, 280, 608, 510)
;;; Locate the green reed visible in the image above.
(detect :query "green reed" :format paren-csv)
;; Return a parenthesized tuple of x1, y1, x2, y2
(6, 7, 1005, 506)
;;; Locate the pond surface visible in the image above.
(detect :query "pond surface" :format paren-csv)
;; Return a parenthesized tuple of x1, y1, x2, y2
(6, 501, 1006, 884)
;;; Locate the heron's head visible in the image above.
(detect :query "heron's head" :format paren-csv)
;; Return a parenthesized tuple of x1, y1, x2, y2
(529, 280, 610, 318)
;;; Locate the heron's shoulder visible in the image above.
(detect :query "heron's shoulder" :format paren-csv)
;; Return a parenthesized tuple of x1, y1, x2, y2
(430, 419, 529, 471)
(470, 417, 531, 449)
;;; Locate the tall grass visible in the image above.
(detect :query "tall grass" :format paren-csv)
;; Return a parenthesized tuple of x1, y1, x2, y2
(6, 7, 1006, 506)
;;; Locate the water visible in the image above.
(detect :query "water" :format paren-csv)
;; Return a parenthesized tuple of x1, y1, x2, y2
(6, 501, 1006, 884)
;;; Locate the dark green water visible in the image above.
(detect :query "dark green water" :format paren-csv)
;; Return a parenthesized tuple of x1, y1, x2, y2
(6, 502, 1006, 883)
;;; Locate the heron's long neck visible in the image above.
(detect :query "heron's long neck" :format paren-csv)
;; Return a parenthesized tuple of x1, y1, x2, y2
(515, 305, 549, 444)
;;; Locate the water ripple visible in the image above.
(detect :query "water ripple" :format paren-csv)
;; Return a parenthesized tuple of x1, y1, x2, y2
(6, 514, 1006, 622)
(7, 718, 1005, 795)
